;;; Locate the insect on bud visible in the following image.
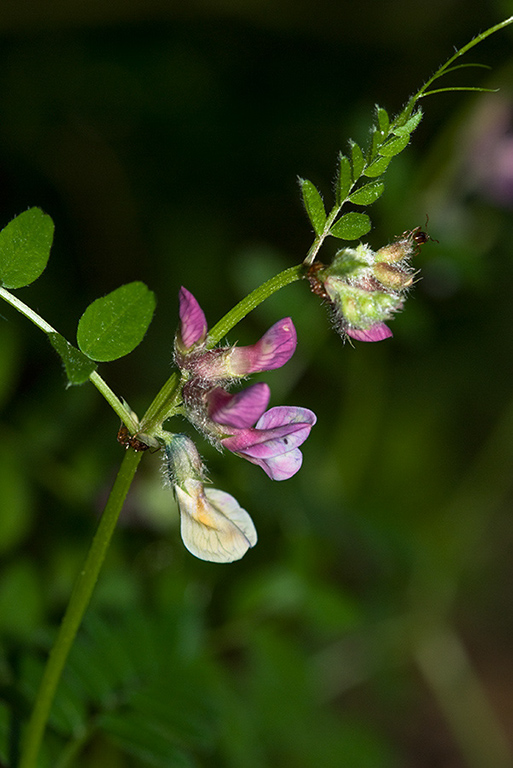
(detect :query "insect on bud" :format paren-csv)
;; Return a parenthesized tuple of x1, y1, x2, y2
(305, 224, 434, 342)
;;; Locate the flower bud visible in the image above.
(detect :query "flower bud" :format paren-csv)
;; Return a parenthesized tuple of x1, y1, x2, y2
(373, 262, 414, 290)
(306, 229, 428, 342)
(163, 433, 205, 488)
(176, 287, 208, 351)
(375, 227, 429, 263)
(326, 277, 399, 329)
(374, 241, 412, 264)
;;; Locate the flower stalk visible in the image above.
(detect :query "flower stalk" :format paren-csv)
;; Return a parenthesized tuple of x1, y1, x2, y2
(19, 449, 143, 768)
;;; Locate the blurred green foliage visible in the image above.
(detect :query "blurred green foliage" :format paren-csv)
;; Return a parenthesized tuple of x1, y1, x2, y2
(1, 0, 513, 765)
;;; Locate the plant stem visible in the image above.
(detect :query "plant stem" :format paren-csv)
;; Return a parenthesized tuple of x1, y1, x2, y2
(140, 371, 182, 431)
(303, 204, 345, 267)
(206, 264, 304, 345)
(411, 16, 513, 103)
(18, 449, 143, 768)
(0, 286, 136, 429)
(88, 371, 138, 432)
(0, 286, 57, 335)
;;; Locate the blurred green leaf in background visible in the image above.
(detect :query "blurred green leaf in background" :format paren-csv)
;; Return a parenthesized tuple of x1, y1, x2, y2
(2, 1, 513, 766)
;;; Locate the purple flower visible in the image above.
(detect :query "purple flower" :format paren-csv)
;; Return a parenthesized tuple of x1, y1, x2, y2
(175, 287, 297, 379)
(208, 383, 317, 481)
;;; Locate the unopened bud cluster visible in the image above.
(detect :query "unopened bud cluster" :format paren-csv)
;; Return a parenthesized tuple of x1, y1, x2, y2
(308, 228, 423, 342)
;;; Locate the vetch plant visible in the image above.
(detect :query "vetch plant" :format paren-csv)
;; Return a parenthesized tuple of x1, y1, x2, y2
(0, 16, 511, 768)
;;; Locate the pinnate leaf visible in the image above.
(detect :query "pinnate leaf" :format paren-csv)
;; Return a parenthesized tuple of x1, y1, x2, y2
(330, 212, 371, 240)
(299, 178, 327, 235)
(348, 181, 384, 206)
(77, 282, 156, 362)
(0, 208, 54, 289)
(48, 332, 97, 385)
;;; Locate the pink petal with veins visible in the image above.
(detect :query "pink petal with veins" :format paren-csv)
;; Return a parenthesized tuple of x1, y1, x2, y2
(229, 318, 297, 374)
(178, 287, 208, 348)
(209, 383, 271, 429)
(346, 323, 392, 342)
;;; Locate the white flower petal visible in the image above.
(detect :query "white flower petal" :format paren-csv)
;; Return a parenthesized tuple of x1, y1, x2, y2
(204, 488, 258, 547)
(175, 483, 257, 563)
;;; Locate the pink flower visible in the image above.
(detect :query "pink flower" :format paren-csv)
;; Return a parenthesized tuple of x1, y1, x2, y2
(345, 323, 393, 342)
(177, 287, 208, 349)
(208, 383, 317, 480)
(175, 287, 297, 379)
(175, 287, 315, 481)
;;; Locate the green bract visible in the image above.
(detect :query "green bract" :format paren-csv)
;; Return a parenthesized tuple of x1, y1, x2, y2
(77, 282, 156, 362)
(0, 208, 54, 289)
(48, 333, 97, 386)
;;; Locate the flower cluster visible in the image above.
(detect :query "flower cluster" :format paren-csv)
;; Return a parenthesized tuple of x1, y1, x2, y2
(164, 287, 316, 563)
(307, 229, 424, 342)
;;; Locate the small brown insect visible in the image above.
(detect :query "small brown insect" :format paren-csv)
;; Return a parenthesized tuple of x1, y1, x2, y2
(410, 227, 430, 246)
(403, 216, 438, 251)
(117, 424, 159, 453)
(306, 261, 329, 299)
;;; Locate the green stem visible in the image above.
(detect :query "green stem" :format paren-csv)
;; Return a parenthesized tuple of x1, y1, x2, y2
(0, 286, 57, 335)
(207, 264, 304, 346)
(0, 286, 137, 430)
(18, 449, 143, 768)
(303, 204, 345, 268)
(88, 372, 138, 432)
(411, 16, 513, 103)
(140, 371, 183, 431)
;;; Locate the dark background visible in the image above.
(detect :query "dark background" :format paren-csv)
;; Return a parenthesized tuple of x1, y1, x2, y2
(1, 1, 513, 766)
